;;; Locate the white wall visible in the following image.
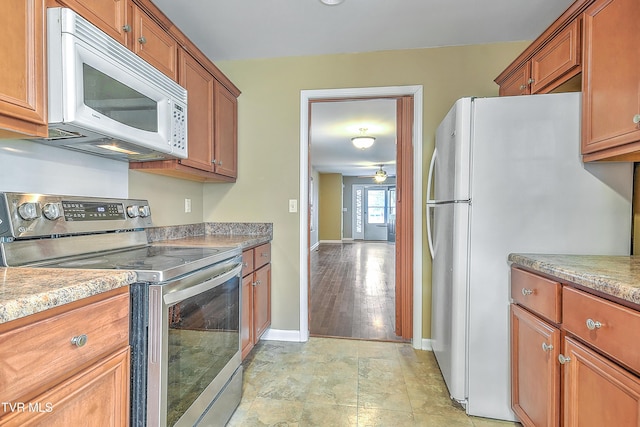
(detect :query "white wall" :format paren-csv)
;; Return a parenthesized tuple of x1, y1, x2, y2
(0, 139, 128, 198)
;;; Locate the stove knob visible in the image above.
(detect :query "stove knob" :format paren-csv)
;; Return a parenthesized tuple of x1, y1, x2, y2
(126, 205, 139, 218)
(17, 202, 40, 221)
(42, 203, 62, 220)
(138, 205, 151, 218)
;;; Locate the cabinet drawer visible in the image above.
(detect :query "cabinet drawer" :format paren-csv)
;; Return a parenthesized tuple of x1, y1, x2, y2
(511, 267, 562, 323)
(0, 292, 129, 404)
(242, 249, 254, 277)
(254, 243, 271, 269)
(563, 286, 640, 375)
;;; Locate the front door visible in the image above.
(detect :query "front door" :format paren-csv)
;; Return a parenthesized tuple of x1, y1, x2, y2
(364, 187, 389, 241)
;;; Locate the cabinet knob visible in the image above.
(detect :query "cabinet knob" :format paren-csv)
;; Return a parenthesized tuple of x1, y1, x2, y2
(71, 334, 88, 348)
(521, 288, 534, 296)
(528, 78, 535, 84)
(212, 159, 217, 165)
(138, 36, 147, 45)
(519, 84, 527, 91)
(122, 24, 131, 33)
(633, 114, 640, 125)
(253, 280, 261, 287)
(558, 354, 571, 364)
(243, 262, 248, 267)
(261, 252, 268, 258)
(586, 318, 602, 330)
(542, 342, 553, 352)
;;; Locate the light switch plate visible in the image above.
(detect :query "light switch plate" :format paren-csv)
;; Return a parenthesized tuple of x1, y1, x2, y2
(288, 199, 298, 213)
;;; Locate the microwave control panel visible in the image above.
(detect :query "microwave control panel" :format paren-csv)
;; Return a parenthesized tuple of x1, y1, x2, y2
(171, 102, 187, 158)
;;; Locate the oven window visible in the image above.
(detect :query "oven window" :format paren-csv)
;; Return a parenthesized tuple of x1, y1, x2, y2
(166, 276, 239, 425)
(82, 64, 158, 132)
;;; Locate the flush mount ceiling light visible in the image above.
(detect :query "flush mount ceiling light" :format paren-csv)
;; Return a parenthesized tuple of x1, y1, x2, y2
(351, 128, 375, 150)
(373, 165, 388, 183)
(319, 0, 345, 5)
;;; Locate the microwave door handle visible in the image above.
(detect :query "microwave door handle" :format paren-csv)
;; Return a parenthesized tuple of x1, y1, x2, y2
(163, 263, 242, 306)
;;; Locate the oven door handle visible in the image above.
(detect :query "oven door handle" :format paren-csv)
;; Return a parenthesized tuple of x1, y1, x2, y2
(162, 261, 242, 306)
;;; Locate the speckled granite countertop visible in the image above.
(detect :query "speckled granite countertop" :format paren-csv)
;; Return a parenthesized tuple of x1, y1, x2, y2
(0, 268, 136, 324)
(0, 222, 272, 325)
(509, 254, 640, 307)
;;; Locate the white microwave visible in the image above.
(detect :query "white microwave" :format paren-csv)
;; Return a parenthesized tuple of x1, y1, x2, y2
(34, 8, 188, 162)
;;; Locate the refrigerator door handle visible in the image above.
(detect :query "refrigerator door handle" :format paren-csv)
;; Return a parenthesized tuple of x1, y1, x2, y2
(426, 148, 438, 259)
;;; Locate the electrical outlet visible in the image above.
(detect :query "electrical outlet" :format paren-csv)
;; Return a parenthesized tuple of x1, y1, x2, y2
(288, 199, 298, 213)
(184, 198, 192, 213)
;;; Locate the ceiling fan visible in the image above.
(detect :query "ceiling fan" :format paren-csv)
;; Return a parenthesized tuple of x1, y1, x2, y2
(357, 164, 395, 183)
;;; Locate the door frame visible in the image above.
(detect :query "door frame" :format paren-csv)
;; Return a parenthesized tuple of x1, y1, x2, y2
(299, 85, 423, 348)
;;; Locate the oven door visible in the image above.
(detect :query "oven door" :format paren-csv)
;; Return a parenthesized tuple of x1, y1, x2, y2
(147, 257, 242, 427)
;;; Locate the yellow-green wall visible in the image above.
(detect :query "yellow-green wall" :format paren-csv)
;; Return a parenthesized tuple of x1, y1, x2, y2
(318, 173, 343, 241)
(129, 41, 530, 337)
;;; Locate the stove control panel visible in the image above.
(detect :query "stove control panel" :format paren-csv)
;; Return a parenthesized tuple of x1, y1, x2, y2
(0, 193, 153, 239)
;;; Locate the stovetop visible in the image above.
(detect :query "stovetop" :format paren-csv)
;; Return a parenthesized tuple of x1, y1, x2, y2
(37, 244, 241, 283)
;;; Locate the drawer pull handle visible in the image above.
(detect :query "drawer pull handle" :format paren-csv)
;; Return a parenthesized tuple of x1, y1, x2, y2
(71, 334, 88, 348)
(521, 288, 534, 296)
(586, 318, 602, 330)
(261, 252, 268, 258)
(542, 342, 553, 352)
(558, 354, 571, 364)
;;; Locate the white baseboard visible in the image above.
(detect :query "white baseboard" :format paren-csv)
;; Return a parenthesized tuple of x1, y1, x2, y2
(261, 328, 306, 342)
(420, 338, 433, 351)
(310, 241, 320, 251)
(318, 240, 343, 244)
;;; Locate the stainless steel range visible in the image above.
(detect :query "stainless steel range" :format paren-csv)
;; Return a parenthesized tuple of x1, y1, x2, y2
(0, 192, 243, 427)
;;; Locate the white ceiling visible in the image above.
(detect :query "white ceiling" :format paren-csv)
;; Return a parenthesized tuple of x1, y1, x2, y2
(151, 0, 575, 177)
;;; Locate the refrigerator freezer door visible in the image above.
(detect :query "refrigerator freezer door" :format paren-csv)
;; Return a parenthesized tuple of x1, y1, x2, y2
(430, 200, 470, 405)
(430, 98, 472, 203)
(465, 92, 632, 420)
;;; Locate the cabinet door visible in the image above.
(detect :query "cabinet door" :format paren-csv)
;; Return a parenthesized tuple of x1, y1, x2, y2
(129, 4, 177, 81)
(511, 304, 561, 427)
(530, 19, 581, 94)
(498, 63, 531, 96)
(213, 81, 238, 178)
(58, 0, 128, 44)
(0, 347, 130, 426)
(241, 274, 254, 359)
(0, 0, 47, 137)
(253, 264, 271, 343)
(178, 50, 215, 172)
(582, 0, 640, 157)
(562, 337, 640, 427)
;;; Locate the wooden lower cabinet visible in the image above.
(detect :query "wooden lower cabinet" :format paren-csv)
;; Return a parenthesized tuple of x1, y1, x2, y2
(562, 337, 640, 427)
(511, 304, 561, 427)
(510, 266, 640, 426)
(0, 288, 130, 426)
(241, 243, 272, 359)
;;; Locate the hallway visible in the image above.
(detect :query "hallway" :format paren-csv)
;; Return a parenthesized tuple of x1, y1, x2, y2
(310, 242, 406, 341)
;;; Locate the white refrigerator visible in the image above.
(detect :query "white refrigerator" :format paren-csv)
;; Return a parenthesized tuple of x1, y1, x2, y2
(426, 92, 632, 421)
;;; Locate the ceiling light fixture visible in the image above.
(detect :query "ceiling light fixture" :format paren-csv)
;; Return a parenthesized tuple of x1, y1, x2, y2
(373, 165, 388, 183)
(351, 128, 375, 150)
(319, 0, 345, 5)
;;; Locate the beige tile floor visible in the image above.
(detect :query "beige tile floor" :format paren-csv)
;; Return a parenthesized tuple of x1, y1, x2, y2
(227, 338, 522, 427)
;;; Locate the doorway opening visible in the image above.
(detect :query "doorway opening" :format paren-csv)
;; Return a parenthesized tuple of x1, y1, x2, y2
(299, 85, 423, 348)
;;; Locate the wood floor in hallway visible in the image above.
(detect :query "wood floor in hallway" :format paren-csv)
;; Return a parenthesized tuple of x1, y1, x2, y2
(310, 241, 407, 342)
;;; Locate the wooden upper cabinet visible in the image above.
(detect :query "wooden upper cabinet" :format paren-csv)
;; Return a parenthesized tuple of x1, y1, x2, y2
(495, 0, 591, 97)
(0, 0, 47, 138)
(581, 0, 640, 161)
(126, 2, 178, 81)
(56, 0, 128, 44)
(498, 63, 531, 97)
(529, 19, 581, 94)
(213, 80, 238, 179)
(179, 49, 215, 173)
